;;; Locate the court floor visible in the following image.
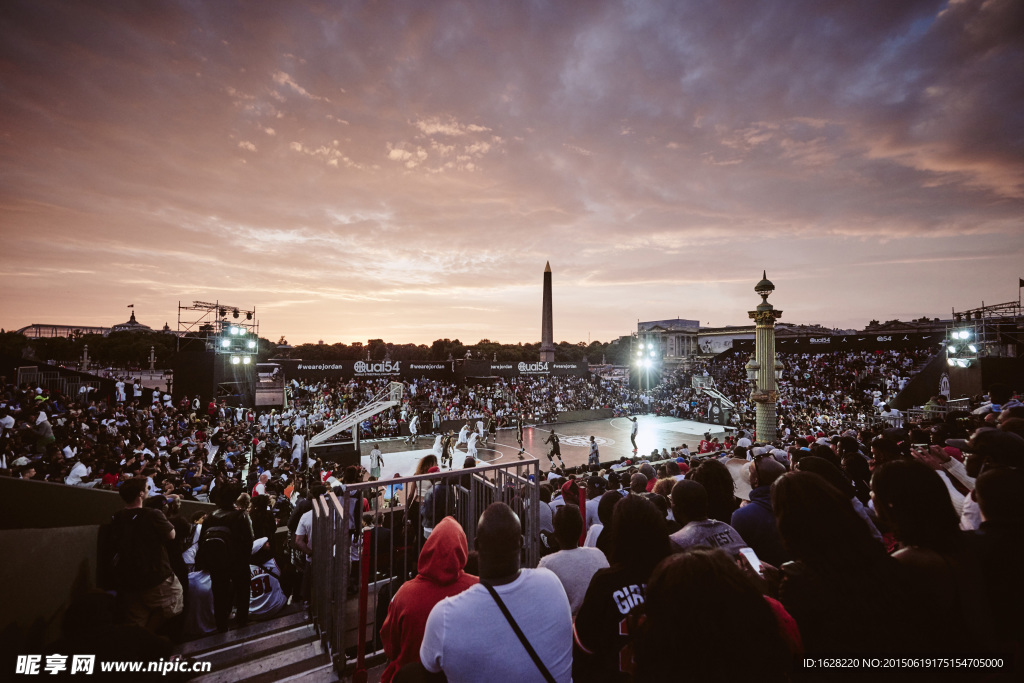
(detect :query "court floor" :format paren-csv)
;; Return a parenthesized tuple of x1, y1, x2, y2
(359, 415, 729, 477)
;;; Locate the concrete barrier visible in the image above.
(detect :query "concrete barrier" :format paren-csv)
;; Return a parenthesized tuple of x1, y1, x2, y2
(0, 477, 214, 530)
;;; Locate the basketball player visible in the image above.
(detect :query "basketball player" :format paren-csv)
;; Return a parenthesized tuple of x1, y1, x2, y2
(516, 417, 525, 456)
(588, 436, 600, 468)
(630, 417, 639, 453)
(486, 414, 497, 444)
(544, 430, 565, 470)
(467, 430, 480, 460)
(476, 418, 485, 444)
(407, 413, 420, 445)
(457, 421, 471, 451)
(440, 430, 454, 469)
(431, 433, 443, 458)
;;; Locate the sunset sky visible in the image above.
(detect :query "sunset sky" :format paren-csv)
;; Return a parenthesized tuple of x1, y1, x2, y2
(1, 0, 1022, 346)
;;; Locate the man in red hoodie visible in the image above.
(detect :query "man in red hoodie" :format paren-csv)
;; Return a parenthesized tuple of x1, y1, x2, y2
(379, 516, 477, 683)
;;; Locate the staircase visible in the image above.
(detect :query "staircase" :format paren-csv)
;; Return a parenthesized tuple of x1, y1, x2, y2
(176, 607, 339, 683)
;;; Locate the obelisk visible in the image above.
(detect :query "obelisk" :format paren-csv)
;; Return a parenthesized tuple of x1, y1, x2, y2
(540, 261, 555, 362)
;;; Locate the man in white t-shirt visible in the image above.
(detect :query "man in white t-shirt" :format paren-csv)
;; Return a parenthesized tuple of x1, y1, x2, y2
(736, 430, 753, 450)
(65, 455, 97, 488)
(420, 502, 572, 682)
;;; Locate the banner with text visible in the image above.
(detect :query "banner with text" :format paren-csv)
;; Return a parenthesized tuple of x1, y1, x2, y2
(732, 332, 942, 354)
(277, 358, 590, 381)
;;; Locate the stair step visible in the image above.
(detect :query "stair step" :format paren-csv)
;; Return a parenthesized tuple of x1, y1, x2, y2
(192, 624, 318, 670)
(274, 662, 340, 683)
(190, 640, 327, 683)
(177, 610, 309, 657)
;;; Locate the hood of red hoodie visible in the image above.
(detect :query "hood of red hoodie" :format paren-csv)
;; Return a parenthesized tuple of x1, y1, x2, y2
(417, 515, 469, 586)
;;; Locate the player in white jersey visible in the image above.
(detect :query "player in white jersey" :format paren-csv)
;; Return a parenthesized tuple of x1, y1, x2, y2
(476, 419, 485, 444)
(431, 434, 443, 458)
(248, 538, 287, 620)
(407, 414, 420, 445)
(456, 422, 470, 450)
(467, 431, 480, 460)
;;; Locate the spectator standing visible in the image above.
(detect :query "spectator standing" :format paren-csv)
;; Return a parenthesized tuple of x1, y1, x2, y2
(107, 477, 183, 631)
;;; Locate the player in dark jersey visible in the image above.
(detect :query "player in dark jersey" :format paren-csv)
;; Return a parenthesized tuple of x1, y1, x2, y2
(516, 417, 525, 457)
(544, 429, 565, 469)
(440, 430, 454, 469)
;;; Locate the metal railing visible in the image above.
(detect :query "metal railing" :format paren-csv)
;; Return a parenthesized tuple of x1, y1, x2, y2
(308, 457, 541, 677)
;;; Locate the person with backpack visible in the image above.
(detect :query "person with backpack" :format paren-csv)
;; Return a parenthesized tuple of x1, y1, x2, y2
(195, 479, 254, 632)
(107, 477, 183, 632)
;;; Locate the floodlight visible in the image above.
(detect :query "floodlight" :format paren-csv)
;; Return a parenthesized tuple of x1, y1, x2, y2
(247, 340, 256, 349)
(947, 345, 956, 353)
(221, 339, 230, 348)
(968, 344, 977, 353)
(649, 350, 655, 357)
(242, 356, 251, 364)
(947, 358, 956, 366)
(230, 356, 241, 365)
(637, 351, 643, 358)
(229, 326, 239, 335)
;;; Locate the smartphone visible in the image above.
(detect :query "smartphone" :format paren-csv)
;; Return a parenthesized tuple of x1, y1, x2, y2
(911, 443, 929, 449)
(739, 547, 763, 575)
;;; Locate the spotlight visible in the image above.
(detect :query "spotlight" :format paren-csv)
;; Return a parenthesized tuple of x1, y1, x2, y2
(242, 356, 251, 365)
(232, 308, 239, 319)
(219, 307, 226, 317)
(956, 359, 968, 368)
(968, 344, 977, 353)
(247, 340, 256, 349)
(947, 345, 956, 353)
(643, 358, 651, 368)
(230, 355, 241, 365)
(637, 351, 643, 358)
(947, 358, 956, 367)
(960, 330, 971, 340)
(974, 311, 982, 321)
(230, 326, 239, 335)
(246, 312, 252, 321)
(221, 339, 230, 348)
(649, 350, 655, 357)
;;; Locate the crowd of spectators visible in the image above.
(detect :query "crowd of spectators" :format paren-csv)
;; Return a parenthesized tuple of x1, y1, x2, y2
(648, 347, 936, 435)
(377, 383, 1024, 681)
(7, 357, 1024, 679)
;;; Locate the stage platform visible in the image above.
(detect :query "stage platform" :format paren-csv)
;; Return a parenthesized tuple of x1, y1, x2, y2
(357, 415, 729, 478)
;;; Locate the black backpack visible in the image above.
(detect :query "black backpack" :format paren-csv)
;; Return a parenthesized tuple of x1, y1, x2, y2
(194, 513, 237, 571)
(102, 508, 168, 592)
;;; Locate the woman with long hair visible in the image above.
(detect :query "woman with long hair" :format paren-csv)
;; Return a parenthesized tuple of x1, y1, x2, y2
(688, 458, 736, 523)
(871, 460, 995, 651)
(772, 472, 911, 655)
(634, 549, 794, 682)
(573, 494, 671, 682)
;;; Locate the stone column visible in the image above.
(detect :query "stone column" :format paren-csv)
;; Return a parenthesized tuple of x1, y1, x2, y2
(540, 261, 555, 362)
(748, 272, 782, 443)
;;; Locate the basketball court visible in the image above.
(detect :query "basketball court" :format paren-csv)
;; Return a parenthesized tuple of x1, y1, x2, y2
(357, 414, 730, 477)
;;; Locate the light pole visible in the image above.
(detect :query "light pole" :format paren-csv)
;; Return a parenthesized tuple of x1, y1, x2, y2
(747, 271, 783, 442)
